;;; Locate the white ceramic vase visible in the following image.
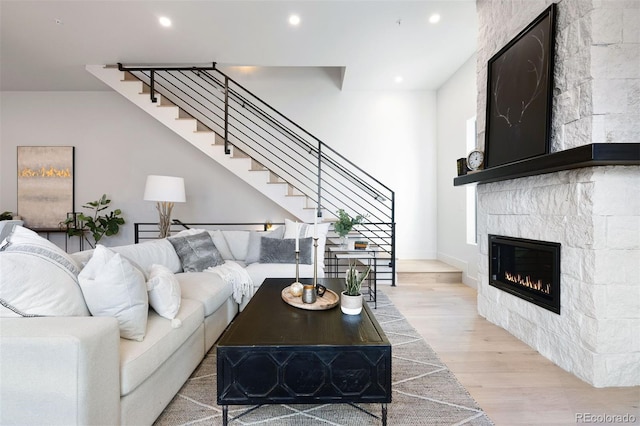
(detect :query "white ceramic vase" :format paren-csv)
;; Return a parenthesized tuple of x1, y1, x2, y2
(340, 291, 363, 315)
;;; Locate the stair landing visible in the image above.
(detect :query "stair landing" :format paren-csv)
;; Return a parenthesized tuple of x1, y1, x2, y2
(397, 259, 462, 284)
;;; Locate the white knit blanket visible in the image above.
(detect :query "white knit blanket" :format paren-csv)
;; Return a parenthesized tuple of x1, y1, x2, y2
(205, 260, 253, 307)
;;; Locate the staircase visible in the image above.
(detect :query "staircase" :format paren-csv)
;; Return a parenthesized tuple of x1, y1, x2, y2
(87, 63, 396, 284)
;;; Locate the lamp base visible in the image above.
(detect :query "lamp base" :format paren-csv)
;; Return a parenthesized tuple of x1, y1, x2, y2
(156, 201, 174, 238)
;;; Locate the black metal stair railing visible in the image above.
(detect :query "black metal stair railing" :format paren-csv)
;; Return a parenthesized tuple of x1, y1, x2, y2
(118, 63, 396, 285)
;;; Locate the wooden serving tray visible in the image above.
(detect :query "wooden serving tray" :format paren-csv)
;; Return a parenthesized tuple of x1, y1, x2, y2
(281, 285, 339, 310)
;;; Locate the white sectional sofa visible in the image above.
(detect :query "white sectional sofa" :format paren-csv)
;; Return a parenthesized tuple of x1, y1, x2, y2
(0, 221, 328, 425)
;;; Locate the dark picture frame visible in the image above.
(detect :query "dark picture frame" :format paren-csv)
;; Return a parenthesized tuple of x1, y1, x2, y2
(484, 4, 556, 168)
(17, 146, 75, 229)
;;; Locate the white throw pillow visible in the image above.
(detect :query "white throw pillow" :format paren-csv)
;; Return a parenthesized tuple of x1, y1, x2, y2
(147, 264, 181, 326)
(284, 218, 330, 268)
(78, 245, 148, 341)
(0, 226, 89, 317)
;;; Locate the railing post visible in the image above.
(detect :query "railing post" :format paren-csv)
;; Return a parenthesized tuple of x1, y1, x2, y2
(391, 194, 396, 286)
(224, 76, 230, 154)
(317, 142, 322, 218)
(150, 70, 157, 103)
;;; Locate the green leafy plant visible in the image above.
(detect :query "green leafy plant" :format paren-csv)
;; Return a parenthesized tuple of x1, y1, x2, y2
(344, 259, 371, 296)
(334, 209, 367, 238)
(0, 211, 14, 221)
(63, 194, 124, 246)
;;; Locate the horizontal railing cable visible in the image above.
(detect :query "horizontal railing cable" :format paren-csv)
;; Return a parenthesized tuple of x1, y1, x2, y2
(127, 68, 394, 222)
(119, 63, 396, 285)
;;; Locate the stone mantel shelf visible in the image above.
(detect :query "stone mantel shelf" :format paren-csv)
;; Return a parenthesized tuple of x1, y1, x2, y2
(453, 143, 640, 186)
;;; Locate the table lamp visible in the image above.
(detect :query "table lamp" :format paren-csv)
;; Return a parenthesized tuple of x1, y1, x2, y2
(143, 175, 186, 238)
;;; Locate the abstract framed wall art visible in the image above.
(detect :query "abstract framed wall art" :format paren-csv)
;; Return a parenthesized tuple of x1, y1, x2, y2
(17, 146, 74, 229)
(484, 3, 556, 168)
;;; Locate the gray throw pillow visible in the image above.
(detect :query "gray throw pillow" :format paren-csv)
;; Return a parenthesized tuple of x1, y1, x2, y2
(245, 227, 285, 264)
(168, 231, 224, 272)
(259, 237, 313, 264)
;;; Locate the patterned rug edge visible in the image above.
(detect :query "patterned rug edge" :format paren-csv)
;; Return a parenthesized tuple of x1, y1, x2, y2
(154, 290, 495, 426)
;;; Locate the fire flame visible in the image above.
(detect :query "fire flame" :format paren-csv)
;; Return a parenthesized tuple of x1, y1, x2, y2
(504, 271, 551, 295)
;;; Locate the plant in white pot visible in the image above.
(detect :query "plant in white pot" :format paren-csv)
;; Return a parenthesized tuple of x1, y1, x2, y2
(341, 259, 371, 315)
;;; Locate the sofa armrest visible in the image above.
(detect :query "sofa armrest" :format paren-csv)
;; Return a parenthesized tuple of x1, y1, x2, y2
(0, 316, 121, 425)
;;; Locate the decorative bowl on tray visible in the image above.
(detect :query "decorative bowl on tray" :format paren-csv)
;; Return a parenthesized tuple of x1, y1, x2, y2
(281, 285, 339, 310)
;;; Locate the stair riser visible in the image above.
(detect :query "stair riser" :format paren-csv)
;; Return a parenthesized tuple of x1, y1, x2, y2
(397, 272, 462, 284)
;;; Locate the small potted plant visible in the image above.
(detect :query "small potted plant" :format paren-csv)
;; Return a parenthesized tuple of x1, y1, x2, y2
(334, 209, 366, 248)
(341, 259, 371, 315)
(0, 211, 14, 221)
(62, 194, 125, 248)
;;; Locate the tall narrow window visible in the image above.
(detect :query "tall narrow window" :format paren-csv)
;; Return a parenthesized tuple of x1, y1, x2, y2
(466, 117, 477, 245)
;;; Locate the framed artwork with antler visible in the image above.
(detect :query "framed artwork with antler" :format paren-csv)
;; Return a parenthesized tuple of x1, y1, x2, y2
(484, 3, 556, 168)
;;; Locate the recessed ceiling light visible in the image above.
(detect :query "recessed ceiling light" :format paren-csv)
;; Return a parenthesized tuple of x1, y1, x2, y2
(159, 16, 172, 27)
(429, 14, 441, 24)
(395, 76, 403, 84)
(289, 14, 301, 26)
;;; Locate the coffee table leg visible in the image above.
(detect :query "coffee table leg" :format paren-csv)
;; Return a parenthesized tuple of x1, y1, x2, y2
(382, 403, 387, 425)
(222, 405, 228, 426)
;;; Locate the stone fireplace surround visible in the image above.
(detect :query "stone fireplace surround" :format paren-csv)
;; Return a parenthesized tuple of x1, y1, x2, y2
(477, 166, 638, 388)
(471, 0, 640, 387)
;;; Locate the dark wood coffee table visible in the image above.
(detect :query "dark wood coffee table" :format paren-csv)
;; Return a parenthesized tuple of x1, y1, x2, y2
(217, 278, 392, 425)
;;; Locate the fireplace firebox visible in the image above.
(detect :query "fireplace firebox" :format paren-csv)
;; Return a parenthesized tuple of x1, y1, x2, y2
(489, 235, 561, 314)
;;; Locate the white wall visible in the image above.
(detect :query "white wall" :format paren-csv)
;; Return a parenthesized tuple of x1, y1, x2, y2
(0, 91, 294, 249)
(1, 67, 438, 258)
(221, 67, 438, 259)
(435, 54, 478, 286)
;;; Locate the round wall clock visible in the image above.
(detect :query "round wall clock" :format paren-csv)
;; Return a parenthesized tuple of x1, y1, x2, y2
(467, 149, 485, 171)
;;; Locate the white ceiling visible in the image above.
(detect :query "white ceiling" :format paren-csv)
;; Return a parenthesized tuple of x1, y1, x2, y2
(0, 0, 477, 92)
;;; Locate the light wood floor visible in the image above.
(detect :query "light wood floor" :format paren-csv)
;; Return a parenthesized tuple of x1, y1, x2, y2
(382, 264, 640, 426)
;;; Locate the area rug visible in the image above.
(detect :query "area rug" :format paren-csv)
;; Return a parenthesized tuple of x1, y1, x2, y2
(154, 291, 494, 425)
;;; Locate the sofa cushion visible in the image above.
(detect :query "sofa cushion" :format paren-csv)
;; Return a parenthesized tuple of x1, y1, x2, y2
(78, 245, 148, 341)
(0, 219, 23, 243)
(168, 231, 224, 272)
(174, 228, 235, 261)
(147, 264, 181, 321)
(245, 226, 284, 264)
(221, 231, 251, 261)
(210, 229, 234, 260)
(259, 237, 313, 264)
(176, 272, 233, 317)
(113, 239, 182, 274)
(119, 298, 204, 397)
(0, 226, 89, 317)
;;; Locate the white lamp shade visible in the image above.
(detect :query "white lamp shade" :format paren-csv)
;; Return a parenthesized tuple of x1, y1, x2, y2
(143, 175, 186, 203)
